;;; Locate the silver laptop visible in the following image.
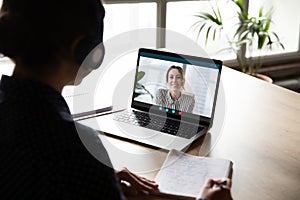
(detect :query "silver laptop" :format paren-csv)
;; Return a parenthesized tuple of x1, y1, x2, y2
(79, 48, 222, 151)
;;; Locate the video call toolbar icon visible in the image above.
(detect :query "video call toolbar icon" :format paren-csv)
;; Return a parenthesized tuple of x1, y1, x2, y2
(158, 106, 182, 116)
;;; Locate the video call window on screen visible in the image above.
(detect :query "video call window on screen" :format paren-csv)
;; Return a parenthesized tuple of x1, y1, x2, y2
(133, 52, 220, 118)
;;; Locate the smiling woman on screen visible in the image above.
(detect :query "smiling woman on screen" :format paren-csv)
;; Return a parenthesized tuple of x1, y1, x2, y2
(156, 65, 195, 113)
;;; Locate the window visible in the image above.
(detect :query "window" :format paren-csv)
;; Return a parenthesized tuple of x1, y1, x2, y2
(248, 0, 300, 56)
(1, 0, 299, 77)
(103, 0, 300, 69)
(166, 0, 238, 60)
(103, 2, 157, 40)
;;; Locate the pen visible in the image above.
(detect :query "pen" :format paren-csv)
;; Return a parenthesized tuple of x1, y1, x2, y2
(215, 180, 227, 188)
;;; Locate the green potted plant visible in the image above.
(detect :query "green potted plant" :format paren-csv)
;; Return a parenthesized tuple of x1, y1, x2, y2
(133, 71, 154, 99)
(192, 0, 284, 81)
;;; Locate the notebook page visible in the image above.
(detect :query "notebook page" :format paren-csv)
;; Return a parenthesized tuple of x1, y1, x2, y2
(155, 149, 232, 198)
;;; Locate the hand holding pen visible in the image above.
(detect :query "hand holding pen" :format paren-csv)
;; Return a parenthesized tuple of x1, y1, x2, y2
(197, 178, 233, 200)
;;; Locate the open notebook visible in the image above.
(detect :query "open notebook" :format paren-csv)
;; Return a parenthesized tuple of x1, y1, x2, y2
(154, 149, 233, 199)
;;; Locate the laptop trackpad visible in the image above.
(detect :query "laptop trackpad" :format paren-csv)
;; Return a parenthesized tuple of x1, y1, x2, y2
(115, 120, 165, 140)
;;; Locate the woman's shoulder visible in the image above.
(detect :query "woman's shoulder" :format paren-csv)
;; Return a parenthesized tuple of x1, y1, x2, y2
(181, 92, 195, 102)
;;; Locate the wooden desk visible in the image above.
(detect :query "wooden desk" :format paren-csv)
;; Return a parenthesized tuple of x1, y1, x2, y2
(98, 66, 300, 200)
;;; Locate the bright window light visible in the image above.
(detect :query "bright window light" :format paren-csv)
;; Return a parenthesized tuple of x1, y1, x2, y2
(166, 1, 237, 60)
(248, 0, 300, 57)
(103, 3, 157, 41)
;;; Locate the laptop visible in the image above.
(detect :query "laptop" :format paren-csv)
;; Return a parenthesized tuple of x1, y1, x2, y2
(79, 48, 222, 151)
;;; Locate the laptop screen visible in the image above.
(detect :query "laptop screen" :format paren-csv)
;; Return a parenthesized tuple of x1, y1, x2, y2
(132, 48, 222, 123)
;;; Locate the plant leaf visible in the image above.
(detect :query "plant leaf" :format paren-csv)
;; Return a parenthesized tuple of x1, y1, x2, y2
(136, 71, 145, 82)
(232, 0, 244, 12)
(271, 32, 285, 49)
(189, 20, 201, 30)
(205, 26, 213, 45)
(202, 13, 221, 25)
(240, 31, 250, 41)
(259, 7, 263, 18)
(135, 82, 143, 89)
(140, 85, 154, 99)
(272, 31, 280, 41)
(133, 92, 141, 99)
(279, 42, 285, 50)
(216, 3, 222, 22)
(213, 28, 217, 41)
(234, 24, 244, 38)
(196, 23, 207, 41)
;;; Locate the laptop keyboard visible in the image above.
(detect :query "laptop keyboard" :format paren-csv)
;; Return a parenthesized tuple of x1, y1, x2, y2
(113, 110, 205, 139)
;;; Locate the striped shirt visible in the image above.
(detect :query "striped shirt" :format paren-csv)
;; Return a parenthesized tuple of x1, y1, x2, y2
(155, 89, 195, 113)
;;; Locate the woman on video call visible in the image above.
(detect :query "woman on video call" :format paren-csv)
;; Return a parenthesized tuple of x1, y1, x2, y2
(156, 65, 195, 113)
